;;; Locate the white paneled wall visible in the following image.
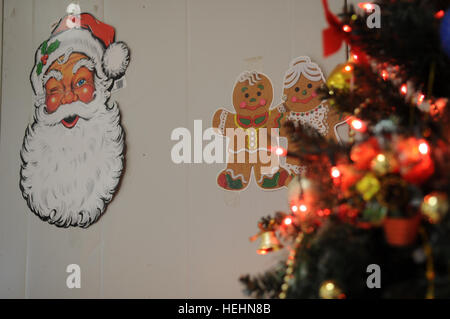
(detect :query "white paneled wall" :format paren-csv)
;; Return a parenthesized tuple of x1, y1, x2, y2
(0, 0, 351, 298)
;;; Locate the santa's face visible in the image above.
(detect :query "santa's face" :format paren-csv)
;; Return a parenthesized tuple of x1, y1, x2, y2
(232, 75, 273, 117)
(20, 53, 124, 228)
(283, 75, 323, 112)
(44, 53, 96, 128)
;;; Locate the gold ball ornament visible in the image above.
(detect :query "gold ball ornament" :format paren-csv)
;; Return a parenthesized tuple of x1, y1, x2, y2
(370, 152, 398, 176)
(421, 192, 449, 223)
(356, 173, 381, 201)
(319, 281, 345, 299)
(326, 63, 353, 90)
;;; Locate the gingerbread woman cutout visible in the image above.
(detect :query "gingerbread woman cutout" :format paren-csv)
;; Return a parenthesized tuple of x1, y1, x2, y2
(277, 56, 350, 178)
(212, 71, 289, 191)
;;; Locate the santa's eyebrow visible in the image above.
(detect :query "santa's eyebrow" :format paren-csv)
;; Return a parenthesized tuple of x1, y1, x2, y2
(42, 70, 63, 85)
(72, 58, 95, 74)
(241, 87, 248, 92)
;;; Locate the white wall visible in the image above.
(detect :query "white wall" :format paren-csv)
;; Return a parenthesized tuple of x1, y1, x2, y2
(0, 0, 350, 298)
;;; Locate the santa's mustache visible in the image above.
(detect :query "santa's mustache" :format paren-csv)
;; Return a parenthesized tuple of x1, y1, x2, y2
(36, 93, 104, 126)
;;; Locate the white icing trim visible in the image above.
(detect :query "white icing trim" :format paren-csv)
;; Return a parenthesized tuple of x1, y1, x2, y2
(238, 71, 261, 86)
(284, 163, 306, 175)
(256, 167, 281, 183)
(277, 104, 287, 113)
(228, 147, 271, 154)
(283, 56, 325, 89)
(286, 101, 329, 136)
(225, 169, 248, 183)
(219, 110, 228, 135)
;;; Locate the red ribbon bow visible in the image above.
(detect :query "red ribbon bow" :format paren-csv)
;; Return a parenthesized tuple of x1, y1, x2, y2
(322, 0, 350, 57)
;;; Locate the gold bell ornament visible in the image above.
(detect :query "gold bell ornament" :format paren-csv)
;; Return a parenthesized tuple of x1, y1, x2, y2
(250, 220, 283, 255)
(255, 230, 283, 255)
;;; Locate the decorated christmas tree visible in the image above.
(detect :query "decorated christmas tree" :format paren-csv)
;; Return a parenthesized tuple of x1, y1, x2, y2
(240, 0, 450, 299)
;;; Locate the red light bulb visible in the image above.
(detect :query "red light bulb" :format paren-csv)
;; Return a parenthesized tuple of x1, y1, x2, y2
(342, 25, 352, 33)
(284, 217, 292, 225)
(417, 94, 425, 105)
(331, 166, 341, 178)
(351, 119, 363, 131)
(418, 141, 429, 155)
(359, 3, 375, 11)
(400, 84, 407, 95)
(435, 10, 445, 19)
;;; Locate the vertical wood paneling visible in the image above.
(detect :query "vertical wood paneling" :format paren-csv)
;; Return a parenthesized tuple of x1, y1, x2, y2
(102, 0, 189, 298)
(186, 0, 293, 298)
(0, 0, 33, 298)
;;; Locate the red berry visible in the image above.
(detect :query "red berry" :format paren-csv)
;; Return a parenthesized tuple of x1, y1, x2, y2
(41, 54, 49, 64)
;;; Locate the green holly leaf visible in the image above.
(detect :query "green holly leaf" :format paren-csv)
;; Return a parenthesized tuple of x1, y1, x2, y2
(36, 62, 43, 75)
(47, 40, 60, 54)
(41, 40, 48, 55)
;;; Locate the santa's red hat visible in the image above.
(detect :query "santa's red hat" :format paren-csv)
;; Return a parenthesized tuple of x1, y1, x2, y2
(30, 13, 130, 96)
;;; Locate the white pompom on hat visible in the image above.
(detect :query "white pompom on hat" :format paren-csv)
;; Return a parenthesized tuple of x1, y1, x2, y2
(102, 41, 130, 78)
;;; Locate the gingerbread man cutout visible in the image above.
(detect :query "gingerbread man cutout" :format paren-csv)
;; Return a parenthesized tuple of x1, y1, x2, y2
(277, 56, 350, 178)
(212, 71, 289, 191)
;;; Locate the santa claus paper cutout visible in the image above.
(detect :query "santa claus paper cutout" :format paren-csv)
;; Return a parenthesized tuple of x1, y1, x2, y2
(277, 56, 350, 178)
(212, 71, 290, 191)
(20, 13, 130, 228)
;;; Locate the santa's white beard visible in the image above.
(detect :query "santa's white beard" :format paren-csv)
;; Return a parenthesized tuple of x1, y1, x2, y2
(20, 93, 125, 228)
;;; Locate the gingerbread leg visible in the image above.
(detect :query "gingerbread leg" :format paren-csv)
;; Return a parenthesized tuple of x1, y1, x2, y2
(254, 154, 290, 190)
(217, 162, 252, 191)
(281, 157, 306, 187)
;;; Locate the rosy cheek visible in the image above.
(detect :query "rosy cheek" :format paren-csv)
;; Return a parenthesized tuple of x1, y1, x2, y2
(75, 84, 94, 103)
(240, 101, 247, 109)
(312, 91, 317, 97)
(291, 96, 298, 103)
(259, 98, 266, 106)
(45, 95, 61, 113)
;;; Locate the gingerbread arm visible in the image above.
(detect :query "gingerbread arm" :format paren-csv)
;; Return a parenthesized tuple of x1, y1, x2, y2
(212, 108, 236, 136)
(268, 104, 288, 130)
